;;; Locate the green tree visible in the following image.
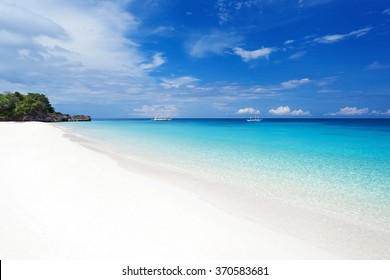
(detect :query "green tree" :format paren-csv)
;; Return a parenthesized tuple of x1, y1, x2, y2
(0, 95, 11, 119)
(0, 92, 24, 119)
(14, 93, 55, 117)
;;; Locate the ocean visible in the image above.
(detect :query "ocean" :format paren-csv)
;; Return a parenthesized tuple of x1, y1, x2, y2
(57, 118, 390, 237)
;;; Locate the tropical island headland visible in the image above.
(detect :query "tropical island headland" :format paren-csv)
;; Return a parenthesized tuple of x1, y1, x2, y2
(0, 91, 91, 122)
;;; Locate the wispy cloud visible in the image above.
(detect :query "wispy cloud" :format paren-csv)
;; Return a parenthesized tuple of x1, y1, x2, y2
(314, 27, 372, 44)
(187, 31, 241, 58)
(134, 105, 178, 117)
(236, 107, 260, 115)
(0, 1, 149, 81)
(284, 39, 295, 45)
(233, 47, 276, 62)
(365, 61, 390, 70)
(383, 8, 390, 15)
(151, 25, 175, 35)
(371, 109, 390, 116)
(0, 2, 68, 40)
(216, 0, 333, 25)
(160, 76, 199, 89)
(0, 0, 175, 109)
(316, 76, 338, 87)
(33, 1, 142, 73)
(1, 1, 387, 118)
(281, 78, 311, 89)
(269, 106, 310, 116)
(140, 53, 166, 71)
(382, 109, 390, 116)
(216, 0, 229, 25)
(325, 107, 369, 116)
(215, 0, 262, 24)
(202, 77, 316, 100)
(288, 51, 306, 60)
(317, 89, 339, 94)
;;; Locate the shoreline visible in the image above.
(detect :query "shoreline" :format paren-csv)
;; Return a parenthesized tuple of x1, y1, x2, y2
(58, 123, 390, 259)
(0, 122, 385, 259)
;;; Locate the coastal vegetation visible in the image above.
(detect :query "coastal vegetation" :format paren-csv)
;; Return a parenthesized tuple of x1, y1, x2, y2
(0, 92, 91, 122)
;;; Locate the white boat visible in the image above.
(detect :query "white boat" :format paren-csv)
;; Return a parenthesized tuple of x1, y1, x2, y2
(153, 117, 172, 121)
(246, 116, 262, 122)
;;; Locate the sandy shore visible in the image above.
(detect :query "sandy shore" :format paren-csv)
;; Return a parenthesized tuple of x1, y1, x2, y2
(0, 122, 338, 259)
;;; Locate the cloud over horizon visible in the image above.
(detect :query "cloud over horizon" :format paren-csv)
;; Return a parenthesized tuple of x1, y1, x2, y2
(325, 107, 369, 116)
(134, 104, 178, 117)
(237, 107, 260, 115)
(269, 106, 311, 116)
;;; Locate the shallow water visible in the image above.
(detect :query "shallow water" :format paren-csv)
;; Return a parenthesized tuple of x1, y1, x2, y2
(57, 118, 390, 235)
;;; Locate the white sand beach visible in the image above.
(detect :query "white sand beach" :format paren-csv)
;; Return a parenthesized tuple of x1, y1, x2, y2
(0, 122, 339, 259)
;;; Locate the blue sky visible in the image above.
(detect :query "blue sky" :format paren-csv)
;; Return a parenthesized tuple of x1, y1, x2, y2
(0, 0, 389, 117)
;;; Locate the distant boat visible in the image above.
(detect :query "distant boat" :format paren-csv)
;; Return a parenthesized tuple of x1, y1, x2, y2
(153, 117, 172, 121)
(246, 115, 262, 122)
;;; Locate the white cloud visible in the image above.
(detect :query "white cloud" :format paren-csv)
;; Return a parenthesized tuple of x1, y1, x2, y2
(288, 51, 306, 60)
(371, 109, 390, 116)
(326, 107, 369, 116)
(269, 106, 290, 115)
(290, 109, 311, 116)
(236, 107, 260, 115)
(269, 106, 310, 116)
(233, 47, 275, 62)
(28, 1, 141, 73)
(0, 2, 68, 40)
(349, 27, 373, 37)
(281, 78, 311, 88)
(0, 0, 145, 74)
(187, 32, 241, 58)
(134, 105, 178, 117)
(314, 27, 372, 44)
(284, 39, 295, 45)
(160, 76, 199, 89)
(151, 26, 175, 35)
(371, 110, 380, 115)
(216, 0, 229, 25)
(140, 53, 166, 71)
(0, 30, 30, 46)
(316, 76, 338, 87)
(213, 102, 229, 111)
(365, 61, 390, 70)
(0, 0, 173, 108)
(383, 8, 390, 15)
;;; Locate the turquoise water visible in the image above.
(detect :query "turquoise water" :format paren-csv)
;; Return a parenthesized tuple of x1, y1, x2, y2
(58, 119, 390, 231)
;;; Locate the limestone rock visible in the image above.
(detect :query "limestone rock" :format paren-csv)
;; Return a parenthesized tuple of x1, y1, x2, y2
(71, 115, 91, 121)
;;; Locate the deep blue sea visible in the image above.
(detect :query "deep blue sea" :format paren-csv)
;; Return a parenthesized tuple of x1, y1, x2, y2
(57, 118, 390, 232)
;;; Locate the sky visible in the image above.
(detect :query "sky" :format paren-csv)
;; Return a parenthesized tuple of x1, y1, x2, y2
(0, 0, 389, 118)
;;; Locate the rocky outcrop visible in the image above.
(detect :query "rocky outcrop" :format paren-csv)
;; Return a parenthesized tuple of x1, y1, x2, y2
(71, 115, 92, 121)
(18, 113, 91, 122)
(47, 113, 72, 122)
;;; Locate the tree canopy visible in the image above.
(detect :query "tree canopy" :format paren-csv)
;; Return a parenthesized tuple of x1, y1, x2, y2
(0, 92, 55, 121)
